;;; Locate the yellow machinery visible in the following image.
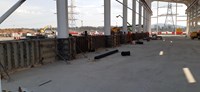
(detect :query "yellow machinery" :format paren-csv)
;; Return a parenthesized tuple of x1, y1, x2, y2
(111, 27, 121, 33)
(38, 25, 56, 38)
(190, 31, 199, 40)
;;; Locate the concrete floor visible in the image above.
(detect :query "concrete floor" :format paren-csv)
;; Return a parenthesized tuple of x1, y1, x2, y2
(2, 37, 200, 92)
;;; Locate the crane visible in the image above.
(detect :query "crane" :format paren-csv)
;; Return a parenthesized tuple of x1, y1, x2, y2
(0, 0, 26, 24)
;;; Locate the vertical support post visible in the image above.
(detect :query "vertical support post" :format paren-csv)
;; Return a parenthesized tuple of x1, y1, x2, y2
(6, 43, 12, 70)
(139, 0, 142, 32)
(195, 3, 198, 31)
(148, 13, 151, 33)
(132, 0, 136, 32)
(123, 0, 128, 33)
(143, 9, 146, 32)
(104, 0, 111, 36)
(175, 1, 178, 35)
(186, 12, 190, 36)
(148, 0, 152, 34)
(190, 8, 193, 32)
(19, 42, 24, 67)
(157, 1, 159, 33)
(0, 76, 1, 92)
(57, 0, 69, 38)
(146, 13, 149, 32)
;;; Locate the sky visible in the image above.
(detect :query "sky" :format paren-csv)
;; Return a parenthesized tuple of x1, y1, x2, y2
(0, 0, 187, 28)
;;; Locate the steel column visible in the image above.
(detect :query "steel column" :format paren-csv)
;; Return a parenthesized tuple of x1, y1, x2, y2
(123, 0, 128, 33)
(143, 9, 146, 32)
(186, 12, 190, 36)
(157, 1, 159, 33)
(57, 0, 69, 38)
(104, 0, 111, 35)
(132, 0, 136, 32)
(139, 0, 142, 32)
(147, 0, 152, 33)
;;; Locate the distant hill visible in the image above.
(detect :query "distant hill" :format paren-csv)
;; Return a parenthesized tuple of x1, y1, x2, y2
(0, 28, 36, 33)
(151, 23, 186, 32)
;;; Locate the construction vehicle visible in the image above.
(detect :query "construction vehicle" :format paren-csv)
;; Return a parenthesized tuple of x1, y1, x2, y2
(111, 25, 132, 34)
(190, 31, 200, 40)
(26, 25, 56, 39)
(38, 25, 56, 38)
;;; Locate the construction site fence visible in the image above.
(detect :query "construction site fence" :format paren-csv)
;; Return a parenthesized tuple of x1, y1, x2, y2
(0, 33, 148, 72)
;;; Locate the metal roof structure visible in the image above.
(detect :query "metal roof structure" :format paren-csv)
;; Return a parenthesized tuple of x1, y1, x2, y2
(152, 0, 198, 6)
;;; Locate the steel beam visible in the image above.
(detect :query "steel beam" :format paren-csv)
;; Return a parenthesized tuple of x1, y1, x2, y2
(0, 0, 26, 24)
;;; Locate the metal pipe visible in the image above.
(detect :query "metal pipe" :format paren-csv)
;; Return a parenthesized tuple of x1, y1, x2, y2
(104, 0, 111, 35)
(57, 0, 69, 38)
(0, 0, 26, 24)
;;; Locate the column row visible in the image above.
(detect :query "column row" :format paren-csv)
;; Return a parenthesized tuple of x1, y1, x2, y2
(56, 0, 152, 38)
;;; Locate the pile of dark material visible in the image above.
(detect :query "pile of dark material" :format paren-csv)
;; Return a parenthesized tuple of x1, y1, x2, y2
(135, 41, 144, 44)
(121, 51, 131, 56)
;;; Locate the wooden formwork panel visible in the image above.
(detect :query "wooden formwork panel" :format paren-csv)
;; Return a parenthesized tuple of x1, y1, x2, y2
(120, 35, 128, 44)
(42, 53, 56, 58)
(34, 40, 40, 64)
(92, 36, 106, 49)
(18, 41, 25, 67)
(113, 35, 117, 47)
(88, 36, 94, 50)
(105, 36, 114, 47)
(76, 36, 88, 53)
(12, 42, 19, 68)
(25, 41, 31, 67)
(43, 57, 56, 63)
(30, 41, 36, 65)
(39, 39, 56, 45)
(39, 39, 56, 63)
(115, 35, 121, 46)
(57, 38, 76, 60)
(0, 43, 5, 72)
(40, 46, 56, 52)
(68, 38, 76, 60)
(6, 43, 12, 70)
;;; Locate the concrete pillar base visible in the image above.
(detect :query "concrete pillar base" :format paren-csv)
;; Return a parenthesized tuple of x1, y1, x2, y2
(57, 38, 76, 61)
(105, 36, 113, 48)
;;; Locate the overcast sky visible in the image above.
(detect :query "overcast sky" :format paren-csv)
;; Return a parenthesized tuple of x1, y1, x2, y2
(0, 0, 187, 28)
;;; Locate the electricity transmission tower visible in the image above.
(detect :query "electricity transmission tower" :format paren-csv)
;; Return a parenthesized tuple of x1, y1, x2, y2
(164, 3, 175, 32)
(68, 0, 78, 28)
(156, 2, 183, 32)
